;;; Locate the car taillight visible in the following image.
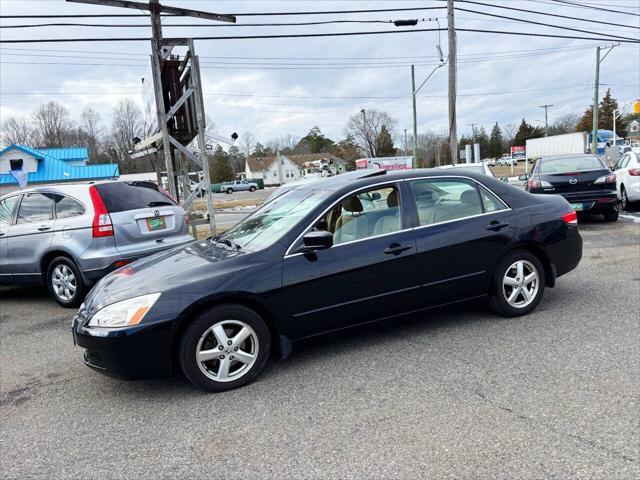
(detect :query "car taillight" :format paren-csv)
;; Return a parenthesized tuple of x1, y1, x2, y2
(594, 173, 616, 184)
(562, 210, 578, 225)
(89, 185, 114, 238)
(527, 179, 552, 189)
(629, 168, 640, 176)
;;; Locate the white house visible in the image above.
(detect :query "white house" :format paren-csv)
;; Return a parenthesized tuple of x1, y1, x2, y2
(245, 152, 347, 185)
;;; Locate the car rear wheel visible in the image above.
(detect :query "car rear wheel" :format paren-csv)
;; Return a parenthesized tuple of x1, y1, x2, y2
(620, 185, 635, 212)
(489, 250, 545, 317)
(604, 203, 619, 222)
(179, 304, 271, 392)
(47, 256, 86, 308)
(249, 186, 256, 192)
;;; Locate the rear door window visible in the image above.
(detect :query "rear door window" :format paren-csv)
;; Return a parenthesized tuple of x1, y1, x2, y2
(410, 179, 483, 226)
(16, 193, 53, 224)
(54, 195, 85, 219)
(479, 185, 507, 213)
(95, 182, 175, 213)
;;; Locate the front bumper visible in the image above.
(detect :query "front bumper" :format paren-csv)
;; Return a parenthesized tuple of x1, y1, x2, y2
(72, 313, 174, 379)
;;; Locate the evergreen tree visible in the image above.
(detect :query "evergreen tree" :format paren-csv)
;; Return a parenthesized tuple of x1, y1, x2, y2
(512, 118, 543, 146)
(488, 122, 503, 158)
(375, 125, 396, 156)
(252, 142, 267, 157)
(476, 126, 489, 159)
(333, 134, 360, 170)
(297, 126, 335, 153)
(576, 89, 621, 133)
(210, 145, 234, 182)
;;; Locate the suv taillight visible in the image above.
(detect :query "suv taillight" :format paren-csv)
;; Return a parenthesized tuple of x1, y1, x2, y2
(89, 185, 114, 237)
(562, 210, 578, 225)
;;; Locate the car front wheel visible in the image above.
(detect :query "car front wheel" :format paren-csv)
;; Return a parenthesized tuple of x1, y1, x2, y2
(489, 250, 545, 317)
(226, 188, 234, 194)
(47, 256, 86, 308)
(249, 186, 256, 192)
(179, 304, 271, 392)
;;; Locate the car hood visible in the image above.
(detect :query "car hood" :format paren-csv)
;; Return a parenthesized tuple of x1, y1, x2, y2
(84, 239, 248, 312)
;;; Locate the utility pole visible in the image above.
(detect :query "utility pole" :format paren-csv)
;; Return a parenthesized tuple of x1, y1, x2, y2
(447, 0, 458, 164)
(539, 104, 554, 137)
(403, 128, 408, 155)
(411, 65, 418, 168)
(591, 46, 601, 154)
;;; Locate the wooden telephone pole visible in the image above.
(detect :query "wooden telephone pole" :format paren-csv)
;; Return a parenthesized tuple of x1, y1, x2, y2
(447, 0, 458, 164)
(66, 0, 235, 233)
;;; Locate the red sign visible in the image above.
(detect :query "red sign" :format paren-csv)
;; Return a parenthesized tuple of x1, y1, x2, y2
(511, 146, 526, 160)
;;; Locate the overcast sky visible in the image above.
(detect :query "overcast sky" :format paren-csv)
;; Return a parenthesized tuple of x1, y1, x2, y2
(0, 0, 639, 147)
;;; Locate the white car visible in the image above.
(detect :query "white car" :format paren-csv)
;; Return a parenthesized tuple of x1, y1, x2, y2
(498, 157, 518, 166)
(612, 150, 640, 210)
(435, 162, 495, 177)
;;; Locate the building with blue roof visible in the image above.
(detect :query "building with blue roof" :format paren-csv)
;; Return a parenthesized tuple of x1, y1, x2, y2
(0, 144, 119, 196)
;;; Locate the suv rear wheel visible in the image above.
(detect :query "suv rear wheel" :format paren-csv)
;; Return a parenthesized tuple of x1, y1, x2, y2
(47, 256, 86, 308)
(179, 304, 271, 392)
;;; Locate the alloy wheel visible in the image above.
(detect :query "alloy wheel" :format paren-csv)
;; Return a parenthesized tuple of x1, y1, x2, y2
(52, 264, 77, 302)
(195, 320, 259, 383)
(502, 260, 539, 309)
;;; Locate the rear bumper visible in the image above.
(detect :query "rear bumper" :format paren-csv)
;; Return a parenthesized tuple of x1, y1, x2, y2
(558, 192, 617, 212)
(547, 225, 583, 279)
(81, 238, 193, 285)
(72, 313, 174, 379)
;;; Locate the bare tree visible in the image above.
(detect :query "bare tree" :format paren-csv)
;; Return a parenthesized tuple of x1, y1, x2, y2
(502, 123, 517, 147)
(0, 117, 34, 147)
(111, 99, 143, 173)
(239, 131, 256, 160)
(32, 101, 74, 147)
(76, 107, 103, 162)
(346, 109, 397, 158)
(549, 113, 580, 135)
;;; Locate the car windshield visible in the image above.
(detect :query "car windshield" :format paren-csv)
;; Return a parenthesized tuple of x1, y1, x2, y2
(218, 188, 330, 251)
(539, 156, 604, 174)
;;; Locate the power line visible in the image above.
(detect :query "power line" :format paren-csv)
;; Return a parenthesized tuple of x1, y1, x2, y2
(0, 27, 637, 44)
(548, 0, 640, 16)
(0, 19, 432, 29)
(0, 6, 445, 19)
(457, 0, 639, 30)
(455, 6, 639, 41)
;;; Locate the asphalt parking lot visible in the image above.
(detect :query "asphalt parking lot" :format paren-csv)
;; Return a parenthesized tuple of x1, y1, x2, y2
(1, 219, 639, 479)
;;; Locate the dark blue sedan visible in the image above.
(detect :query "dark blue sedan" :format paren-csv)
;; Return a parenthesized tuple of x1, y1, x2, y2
(73, 169, 582, 391)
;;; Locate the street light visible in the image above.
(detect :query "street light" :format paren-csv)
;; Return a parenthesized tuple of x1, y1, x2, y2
(411, 47, 447, 168)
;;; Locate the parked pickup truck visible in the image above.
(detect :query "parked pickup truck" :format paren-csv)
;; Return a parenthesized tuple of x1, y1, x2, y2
(220, 180, 259, 194)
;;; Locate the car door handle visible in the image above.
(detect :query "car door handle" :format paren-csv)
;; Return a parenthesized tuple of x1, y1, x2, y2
(486, 221, 509, 231)
(384, 243, 412, 255)
(38, 225, 51, 232)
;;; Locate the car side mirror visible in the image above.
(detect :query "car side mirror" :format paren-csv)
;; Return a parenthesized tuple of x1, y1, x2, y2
(302, 231, 333, 252)
(518, 174, 530, 181)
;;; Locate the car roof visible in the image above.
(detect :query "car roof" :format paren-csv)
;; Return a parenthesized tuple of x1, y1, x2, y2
(292, 168, 497, 195)
(539, 154, 601, 161)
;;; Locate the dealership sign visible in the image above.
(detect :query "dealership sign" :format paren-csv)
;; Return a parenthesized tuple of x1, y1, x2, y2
(356, 156, 413, 170)
(511, 146, 526, 161)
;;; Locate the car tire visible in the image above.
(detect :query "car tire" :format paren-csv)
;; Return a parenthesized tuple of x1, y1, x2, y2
(179, 304, 271, 392)
(226, 188, 234, 194)
(46, 256, 86, 308)
(620, 185, 635, 212)
(604, 206, 619, 222)
(488, 250, 545, 317)
(249, 186, 256, 192)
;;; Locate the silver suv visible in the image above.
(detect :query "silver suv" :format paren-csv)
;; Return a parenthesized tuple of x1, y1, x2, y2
(0, 181, 192, 307)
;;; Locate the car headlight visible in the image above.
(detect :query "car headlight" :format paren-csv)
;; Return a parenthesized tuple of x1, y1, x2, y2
(87, 293, 161, 328)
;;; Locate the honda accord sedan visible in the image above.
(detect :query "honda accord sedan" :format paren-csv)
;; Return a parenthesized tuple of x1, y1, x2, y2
(72, 169, 582, 392)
